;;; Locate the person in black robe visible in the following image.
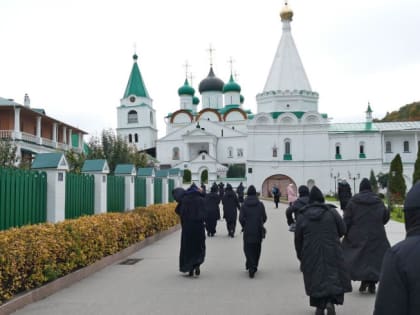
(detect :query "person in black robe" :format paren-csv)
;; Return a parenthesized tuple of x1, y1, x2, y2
(222, 183, 240, 237)
(205, 184, 221, 237)
(342, 178, 390, 294)
(286, 185, 310, 230)
(236, 182, 245, 206)
(218, 182, 225, 199)
(174, 183, 206, 277)
(374, 182, 420, 315)
(271, 184, 281, 208)
(239, 185, 267, 278)
(200, 182, 206, 195)
(295, 186, 352, 315)
(338, 179, 352, 210)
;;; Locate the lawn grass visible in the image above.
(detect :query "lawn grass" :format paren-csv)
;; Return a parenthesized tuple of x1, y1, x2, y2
(390, 207, 405, 223)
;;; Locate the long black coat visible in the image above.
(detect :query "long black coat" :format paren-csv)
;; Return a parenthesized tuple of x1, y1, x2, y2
(176, 188, 206, 273)
(286, 196, 309, 226)
(338, 182, 352, 210)
(295, 203, 352, 298)
(342, 191, 390, 281)
(204, 192, 221, 221)
(222, 190, 240, 222)
(239, 196, 267, 243)
(237, 184, 245, 203)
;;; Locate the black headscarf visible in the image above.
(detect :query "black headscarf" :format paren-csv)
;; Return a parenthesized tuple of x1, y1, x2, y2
(210, 183, 218, 193)
(309, 186, 325, 203)
(404, 182, 420, 234)
(247, 185, 257, 196)
(225, 183, 233, 191)
(359, 178, 372, 192)
(298, 185, 309, 197)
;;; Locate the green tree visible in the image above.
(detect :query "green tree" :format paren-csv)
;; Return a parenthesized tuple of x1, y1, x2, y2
(413, 147, 420, 185)
(369, 169, 378, 193)
(0, 138, 17, 167)
(389, 154, 406, 204)
(226, 164, 245, 178)
(377, 172, 388, 189)
(66, 150, 86, 173)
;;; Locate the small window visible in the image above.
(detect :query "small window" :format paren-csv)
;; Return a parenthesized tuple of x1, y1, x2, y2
(360, 144, 365, 154)
(272, 147, 278, 158)
(228, 147, 233, 158)
(404, 141, 410, 153)
(385, 141, 392, 153)
(134, 133, 138, 143)
(127, 110, 138, 123)
(172, 147, 180, 160)
(237, 148, 243, 157)
(285, 140, 291, 155)
(335, 144, 342, 159)
(128, 134, 133, 143)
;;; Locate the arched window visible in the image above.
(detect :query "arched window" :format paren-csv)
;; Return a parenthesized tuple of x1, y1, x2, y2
(404, 141, 410, 153)
(359, 142, 366, 158)
(127, 110, 138, 123)
(128, 134, 133, 143)
(285, 140, 291, 155)
(134, 133, 138, 143)
(172, 147, 180, 160)
(385, 141, 392, 153)
(228, 147, 233, 158)
(335, 143, 342, 159)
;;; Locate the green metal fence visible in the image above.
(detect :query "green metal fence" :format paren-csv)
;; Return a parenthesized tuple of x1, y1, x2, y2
(0, 167, 47, 230)
(168, 179, 175, 202)
(65, 173, 95, 219)
(154, 177, 162, 204)
(135, 177, 146, 207)
(107, 175, 125, 212)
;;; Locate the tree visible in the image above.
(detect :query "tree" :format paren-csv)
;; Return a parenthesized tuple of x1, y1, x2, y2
(389, 154, 406, 204)
(0, 138, 17, 167)
(377, 172, 388, 189)
(183, 169, 191, 183)
(66, 150, 86, 173)
(369, 169, 378, 193)
(226, 164, 245, 178)
(413, 147, 420, 185)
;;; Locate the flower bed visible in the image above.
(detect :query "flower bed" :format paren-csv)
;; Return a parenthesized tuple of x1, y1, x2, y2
(0, 203, 179, 304)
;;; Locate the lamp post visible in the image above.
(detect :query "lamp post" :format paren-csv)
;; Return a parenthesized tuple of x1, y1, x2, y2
(334, 176, 337, 196)
(352, 177, 356, 194)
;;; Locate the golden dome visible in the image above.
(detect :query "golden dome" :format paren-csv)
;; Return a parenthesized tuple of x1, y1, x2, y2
(280, 2, 293, 21)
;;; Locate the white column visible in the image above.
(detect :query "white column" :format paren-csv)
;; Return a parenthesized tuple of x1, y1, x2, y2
(87, 173, 107, 214)
(79, 132, 83, 150)
(45, 170, 66, 223)
(52, 123, 58, 142)
(68, 129, 73, 147)
(146, 177, 155, 206)
(162, 178, 168, 203)
(124, 175, 135, 211)
(184, 143, 190, 161)
(13, 107, 22, 139)
(62, 126, 67, 144)
(36, 116, 42, 144)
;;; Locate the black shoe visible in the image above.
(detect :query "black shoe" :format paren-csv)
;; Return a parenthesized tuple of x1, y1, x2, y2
(326, 302, 335, 315)
(368, 283, 376, 294)
(315, 308, 324, 315)
(207, 232, 211, 237)
(188, 270, 194, 277)
(359, 281, 368, 293)
(249, 269, 255, 278)
(195, 266, 200, 276)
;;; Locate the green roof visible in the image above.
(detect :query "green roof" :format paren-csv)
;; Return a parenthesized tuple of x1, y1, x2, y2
(168, 168, 183, 176)
(223, 74, 241, 93)
(137, 167, 155, 176)
(71, 134, 89, 154)
(218, 104, 240, 115)
(155, 169, 169, 178)
(329, 123, 379, 132)
(32, 153, 66, 169)
(270, 111, 305, 119)
(367, 103, 373, 113)
(178, 78, 195, 96)
(193, 96, 200, 105)
(240, 94, 244, 104)
(114, 164, 136, 175)
(123, 54, 150, 99)
(82, 159, 109, 173)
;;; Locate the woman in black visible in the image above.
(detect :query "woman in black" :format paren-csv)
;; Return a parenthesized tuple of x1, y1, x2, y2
(236, 182, 245, 206)
(239, 185, 267, 278)
(295, 186, 351, 315)
(222, 183, 240, 237)
(205, 183, 221, 237)
(174, 183, 206, 277)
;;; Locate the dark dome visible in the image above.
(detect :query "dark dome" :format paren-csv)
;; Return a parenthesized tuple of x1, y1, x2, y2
(199, 67, 224, 93)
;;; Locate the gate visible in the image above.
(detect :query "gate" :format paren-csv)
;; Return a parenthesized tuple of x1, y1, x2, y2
(154, 177, 162, 204)
(0, 167, 47, 230)
(168, 178, 175, 202)
(65, 173, 95, 219)
(135, 177, 146, 207)
(107, 175, 125, 212)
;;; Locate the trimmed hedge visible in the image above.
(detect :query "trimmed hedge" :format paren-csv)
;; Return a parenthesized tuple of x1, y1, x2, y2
(0, 203, 179, 304)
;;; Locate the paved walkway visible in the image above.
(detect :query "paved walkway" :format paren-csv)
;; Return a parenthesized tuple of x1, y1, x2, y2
(12, 201, 405, 315)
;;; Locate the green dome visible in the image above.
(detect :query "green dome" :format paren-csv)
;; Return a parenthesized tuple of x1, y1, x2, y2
(223, 74, 241, 93)
(193, 96, 200, 105)
(178, 78, 195, 96)
(240, 94, 245, 104)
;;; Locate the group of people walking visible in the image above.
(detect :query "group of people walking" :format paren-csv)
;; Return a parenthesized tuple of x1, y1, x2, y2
(173, 182, 266, 279)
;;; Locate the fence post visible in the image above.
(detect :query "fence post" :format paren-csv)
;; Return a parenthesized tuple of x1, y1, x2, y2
(156, 170, 169, 203)
(31, 153, 69, 223)
(115, 164, 136, 211)
(137, 168, 155, 206)
(81, 159, 110, 214)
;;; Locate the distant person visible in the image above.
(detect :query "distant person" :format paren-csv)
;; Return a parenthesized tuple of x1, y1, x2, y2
(200, 182, 206, 195)
(342, 178, 390, 294)
(222, 183, 241, 237)
(272, 184, 281, 208)
(239, 185, 267, 278)
(204, 184, 221, 237)
(295, 186, 352, 315)
(237, 182, 245, 206)
(287, 183, 297, 206)
(286, 185, 310, 231)
(373, 182, 420, 315)
(218, 182, 225, 199)
(338, 179, 352, 210)
(174, 183, 206, 277)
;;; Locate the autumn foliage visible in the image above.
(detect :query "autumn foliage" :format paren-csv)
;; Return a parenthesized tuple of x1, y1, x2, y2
(0, 203, 179, 304)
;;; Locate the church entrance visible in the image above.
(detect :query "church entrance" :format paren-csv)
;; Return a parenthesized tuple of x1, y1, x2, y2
(261, 174, 296, 198)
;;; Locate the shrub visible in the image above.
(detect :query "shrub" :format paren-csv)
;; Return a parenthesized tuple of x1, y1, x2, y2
(0, 203, 179, 304)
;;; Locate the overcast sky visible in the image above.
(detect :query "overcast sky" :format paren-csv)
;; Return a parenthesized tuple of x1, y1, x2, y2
(1, 0, 420, 139)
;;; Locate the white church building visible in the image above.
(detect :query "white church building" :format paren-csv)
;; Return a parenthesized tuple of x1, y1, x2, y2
(117, 2, 420, 197)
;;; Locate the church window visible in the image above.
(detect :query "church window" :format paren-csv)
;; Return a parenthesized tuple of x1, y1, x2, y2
(404, 141, 410, 153)
(272, 147, 278, 158)
(127, 110, 138, 123)
(237, 148, 243, 157)
(335, 144, 342, 159)
(150, 112, 153, 124)
(385, 141, 392, 153)
(134, 133, 138, 143)
(172, 147, 180, 160)
(359, 142, 366, 158)
(228, 147, 233, 158)
(285, 140, 291, 155)
(128, 134, 133, 143)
